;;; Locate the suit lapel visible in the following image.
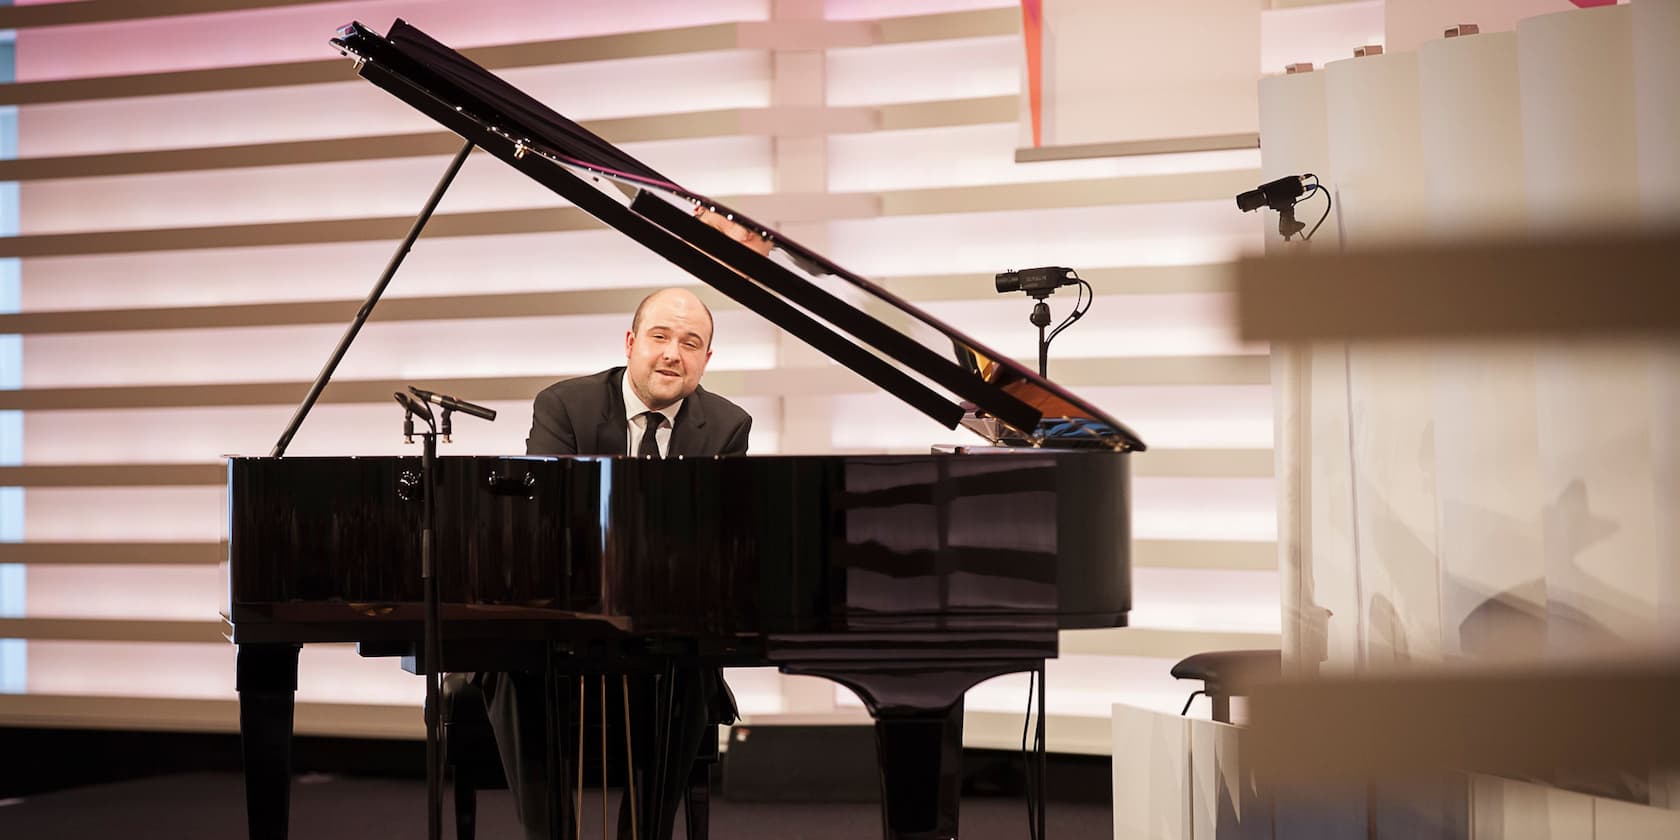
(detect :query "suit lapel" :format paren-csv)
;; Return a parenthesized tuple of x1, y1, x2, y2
(668, 387, 710, 457)
(594, 368, 629, 457)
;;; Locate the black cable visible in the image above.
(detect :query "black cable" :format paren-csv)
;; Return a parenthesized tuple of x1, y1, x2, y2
(1022, 670, 1039, 840)
(1299, 174, 1333, 242)
(1046, 277, 1090, 343)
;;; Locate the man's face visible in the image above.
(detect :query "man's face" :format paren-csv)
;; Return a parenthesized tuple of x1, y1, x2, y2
(624, 292, 713, 411)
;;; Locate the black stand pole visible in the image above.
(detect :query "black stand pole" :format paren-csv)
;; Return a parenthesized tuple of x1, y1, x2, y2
(396, 392, 447, 840)
(1030, 296, 1052, 378)
(270, 139, 474, 457)
(420, 427, 442, 840)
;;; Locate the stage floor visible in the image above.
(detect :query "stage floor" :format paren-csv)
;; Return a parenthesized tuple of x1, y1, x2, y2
(0, 771, 1113, 840)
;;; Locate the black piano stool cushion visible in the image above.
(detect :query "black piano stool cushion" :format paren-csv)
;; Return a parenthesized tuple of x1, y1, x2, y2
(1170, 649, 1282, 696)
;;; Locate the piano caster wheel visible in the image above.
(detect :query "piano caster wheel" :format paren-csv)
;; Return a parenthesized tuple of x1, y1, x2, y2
(397, 469, 424, 502)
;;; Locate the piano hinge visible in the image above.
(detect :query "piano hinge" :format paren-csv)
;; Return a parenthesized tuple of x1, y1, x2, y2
(513, 140, 528, 160)
(352, 57, 367, 73)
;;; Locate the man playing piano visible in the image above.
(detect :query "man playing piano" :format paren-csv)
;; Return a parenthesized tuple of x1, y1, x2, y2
(479, 283, 751, 840)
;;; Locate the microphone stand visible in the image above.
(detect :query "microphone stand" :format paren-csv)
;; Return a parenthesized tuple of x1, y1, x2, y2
(397, 389, 489, 840)
(398, 396, 448, 840)
(1029, 291, 1054, 378)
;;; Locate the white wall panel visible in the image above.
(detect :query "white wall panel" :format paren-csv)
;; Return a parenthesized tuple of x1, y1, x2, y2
(1035, 0, 1261, 147)
(1259, 0, 1384, 74)
(827, 37, 1018, 106)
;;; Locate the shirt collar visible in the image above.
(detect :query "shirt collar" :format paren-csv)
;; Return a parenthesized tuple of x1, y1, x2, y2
(621, 370, 682, 429)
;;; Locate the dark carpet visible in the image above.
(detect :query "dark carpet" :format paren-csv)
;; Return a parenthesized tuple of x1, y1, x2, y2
(0, 772, 1112, 840)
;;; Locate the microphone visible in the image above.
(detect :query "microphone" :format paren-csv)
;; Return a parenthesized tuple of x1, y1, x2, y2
(995, 266, 1078, 296)
(408, 386, 497, 422)
(393, 391, 433, 422)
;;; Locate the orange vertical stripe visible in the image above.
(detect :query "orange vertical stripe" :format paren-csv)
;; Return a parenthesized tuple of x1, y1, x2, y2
(1021, 0, 1044, 148)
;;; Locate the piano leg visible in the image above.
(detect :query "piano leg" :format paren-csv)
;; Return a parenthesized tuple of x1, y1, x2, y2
(873, 700, 964, 840)
(783, 652, 1051, 840)
(236, 643, 301, 840)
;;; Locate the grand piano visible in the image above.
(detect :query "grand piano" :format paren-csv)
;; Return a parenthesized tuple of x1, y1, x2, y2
(227, 19, 1145, 840)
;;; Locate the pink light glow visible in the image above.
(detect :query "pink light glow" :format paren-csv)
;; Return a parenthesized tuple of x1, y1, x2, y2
(18, 135, 773, 234)
(24, 641, 424, 705)
(20, 231, 702, 311)
(15, 0, 770, 82)
(19, 312, 778, 388)
(18, 50, 772, 156)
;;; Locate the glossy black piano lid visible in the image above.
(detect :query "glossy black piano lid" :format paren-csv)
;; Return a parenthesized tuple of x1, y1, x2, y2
(328, 19, 1145, 451)
(227, 453, 1129, 640)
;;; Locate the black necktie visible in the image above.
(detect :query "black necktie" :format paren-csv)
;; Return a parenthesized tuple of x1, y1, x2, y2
(637, 411, 664, 458)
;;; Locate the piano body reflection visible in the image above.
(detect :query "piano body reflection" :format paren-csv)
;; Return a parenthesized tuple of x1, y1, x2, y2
(227, 19, 1145, 840)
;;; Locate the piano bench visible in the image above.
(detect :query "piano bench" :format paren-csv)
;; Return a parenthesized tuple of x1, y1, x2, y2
(1170, 649, 1281, 724)
(435, 672, 720, 840)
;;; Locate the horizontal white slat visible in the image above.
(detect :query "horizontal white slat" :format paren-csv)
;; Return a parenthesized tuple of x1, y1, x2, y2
(1059, 627, 1281, 660)
(0, 693, 421, 739)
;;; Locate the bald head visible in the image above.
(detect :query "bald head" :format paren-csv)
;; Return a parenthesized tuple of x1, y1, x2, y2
(631, 288, 714, 349)
(623, 287, 716, 411)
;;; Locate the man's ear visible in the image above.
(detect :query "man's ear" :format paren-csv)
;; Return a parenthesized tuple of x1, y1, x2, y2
(624, 329, 635, 357)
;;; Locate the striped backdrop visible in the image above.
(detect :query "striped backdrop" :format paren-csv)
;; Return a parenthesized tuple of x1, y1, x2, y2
(0, 0, 1280, 753)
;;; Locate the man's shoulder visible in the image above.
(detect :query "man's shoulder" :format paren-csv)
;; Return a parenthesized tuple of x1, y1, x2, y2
(536, 368, 618, 399)
(534, 368, 618, 413)
(693, 384, 750, 425)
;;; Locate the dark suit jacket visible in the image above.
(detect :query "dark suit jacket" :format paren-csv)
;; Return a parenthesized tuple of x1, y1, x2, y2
(524, 366, 749, 724)
(526, 367, 751, 458)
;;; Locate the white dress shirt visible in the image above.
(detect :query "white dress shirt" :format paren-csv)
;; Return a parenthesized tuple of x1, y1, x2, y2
(620, 373, 682, 457)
